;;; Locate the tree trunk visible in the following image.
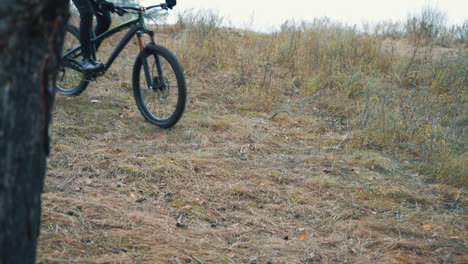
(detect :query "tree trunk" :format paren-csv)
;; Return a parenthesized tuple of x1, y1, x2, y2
(0, 1, 69, 263)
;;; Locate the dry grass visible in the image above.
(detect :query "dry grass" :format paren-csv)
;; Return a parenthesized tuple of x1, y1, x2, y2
(38, 9, 466, 264)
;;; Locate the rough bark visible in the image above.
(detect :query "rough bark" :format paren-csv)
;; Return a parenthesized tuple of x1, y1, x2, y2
(0, 1, 69, 263)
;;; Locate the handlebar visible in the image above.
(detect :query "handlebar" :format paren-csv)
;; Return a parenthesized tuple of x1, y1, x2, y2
(114, 3, 168, 16)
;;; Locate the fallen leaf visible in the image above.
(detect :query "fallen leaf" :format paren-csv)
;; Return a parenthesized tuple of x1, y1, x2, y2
(130, 216, 137, 223)
(241, 236, 251, 242)
(226, 250, 236, 258)
(65, 236, 74, 243)
(298, 233, 307, 240)
(161, 209, 167, 215)
(364, 210, 377, 215)
(422, 225, 432, 231)
(129, 192, 136, 199)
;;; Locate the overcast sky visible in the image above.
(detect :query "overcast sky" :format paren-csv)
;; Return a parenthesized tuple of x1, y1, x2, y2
(142, 0, 467, 32)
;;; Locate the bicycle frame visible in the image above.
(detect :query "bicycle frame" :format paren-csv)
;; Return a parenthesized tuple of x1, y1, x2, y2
(62, 9, 156, 73)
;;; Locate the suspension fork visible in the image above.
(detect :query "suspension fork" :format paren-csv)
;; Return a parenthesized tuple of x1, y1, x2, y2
(137, 31, 153, 89)
(146, 30, 164, 79)
(137, 30, 164, 89)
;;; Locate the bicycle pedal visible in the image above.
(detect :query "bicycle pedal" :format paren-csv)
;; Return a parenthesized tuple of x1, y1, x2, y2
(83, 74, 97, 82)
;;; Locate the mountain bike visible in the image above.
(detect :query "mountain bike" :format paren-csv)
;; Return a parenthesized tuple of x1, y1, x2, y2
(57, 3, 186, 128)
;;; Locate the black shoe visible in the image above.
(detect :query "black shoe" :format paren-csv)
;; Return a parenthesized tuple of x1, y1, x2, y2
(82, 58, 104, 73)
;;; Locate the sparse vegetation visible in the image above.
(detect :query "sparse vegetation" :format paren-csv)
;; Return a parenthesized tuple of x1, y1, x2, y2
(38, 6, 466, 263)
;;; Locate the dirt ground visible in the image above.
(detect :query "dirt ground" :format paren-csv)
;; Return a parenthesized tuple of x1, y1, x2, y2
(36, 67, 466, 264)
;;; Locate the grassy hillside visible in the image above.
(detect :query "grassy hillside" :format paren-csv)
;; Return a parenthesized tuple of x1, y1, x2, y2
(38, 9, 466, 263)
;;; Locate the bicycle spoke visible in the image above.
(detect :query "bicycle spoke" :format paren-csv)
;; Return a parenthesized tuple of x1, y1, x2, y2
(139, 53, 179, 120)
(56, 24, 89, 95)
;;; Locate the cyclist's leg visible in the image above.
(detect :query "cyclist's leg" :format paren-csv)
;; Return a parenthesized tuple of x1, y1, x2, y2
(71, 0, 104, 72)
(94, 10, 111, 51)
(71, 0, 93, 59)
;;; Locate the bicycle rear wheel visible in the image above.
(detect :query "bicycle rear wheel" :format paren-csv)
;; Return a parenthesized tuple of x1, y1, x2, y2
(56, 24, 89, 96)
(132, 44, 186, 128)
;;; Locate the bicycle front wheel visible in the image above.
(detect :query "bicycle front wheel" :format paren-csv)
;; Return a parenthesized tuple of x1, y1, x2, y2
(132, 44, 186, 128)
(56, 24, 89, 96)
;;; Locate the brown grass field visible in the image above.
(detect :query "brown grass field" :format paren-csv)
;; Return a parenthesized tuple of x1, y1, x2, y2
(38, 9, 466, 264)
